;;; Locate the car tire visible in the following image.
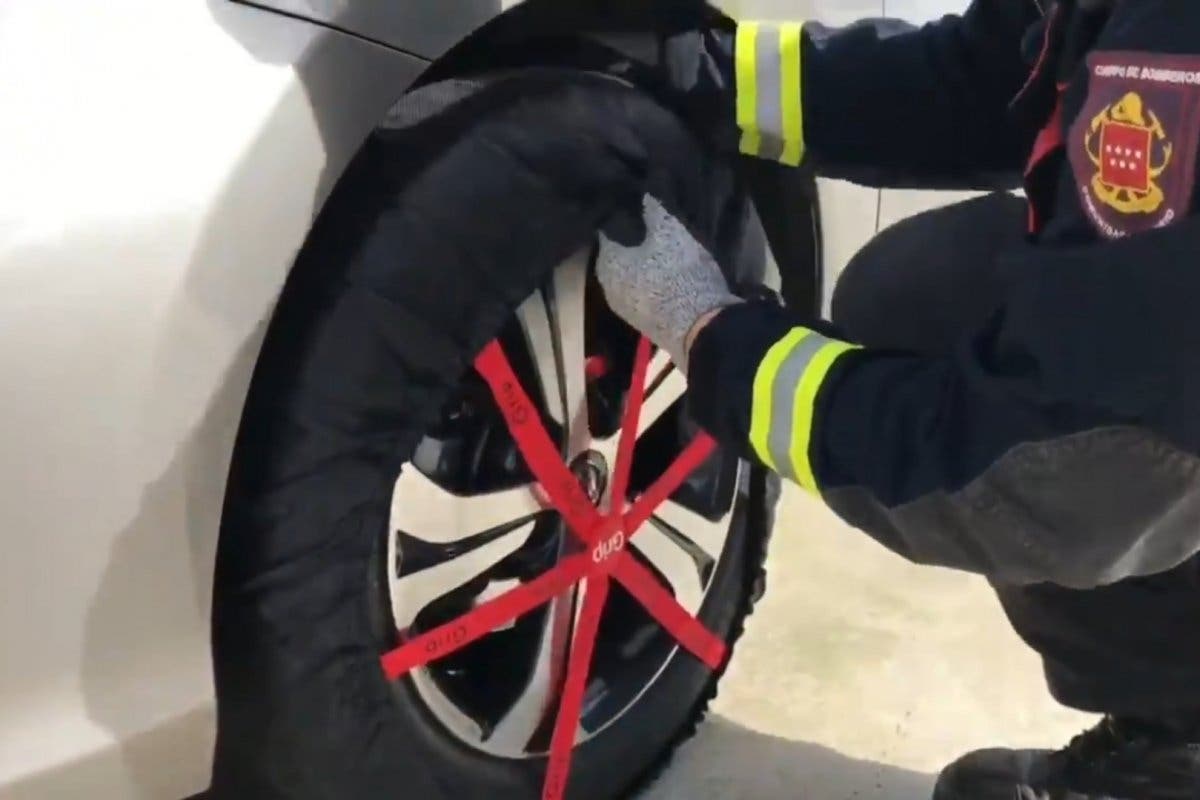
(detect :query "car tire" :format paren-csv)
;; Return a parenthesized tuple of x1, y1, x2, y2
(208, 71, 799, 800)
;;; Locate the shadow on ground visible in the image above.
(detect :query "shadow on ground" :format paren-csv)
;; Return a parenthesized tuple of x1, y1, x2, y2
(639, 715, 934, 800)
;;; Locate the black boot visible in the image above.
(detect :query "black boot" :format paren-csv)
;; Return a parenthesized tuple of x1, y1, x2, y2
(933, 715, 1200, 799)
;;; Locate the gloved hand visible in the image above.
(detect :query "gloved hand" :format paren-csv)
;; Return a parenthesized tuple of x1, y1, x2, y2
(597, 194, 742, 370)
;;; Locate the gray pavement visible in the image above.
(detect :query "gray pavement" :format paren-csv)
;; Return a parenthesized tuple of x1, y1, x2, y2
(639, 489, 1093, 799)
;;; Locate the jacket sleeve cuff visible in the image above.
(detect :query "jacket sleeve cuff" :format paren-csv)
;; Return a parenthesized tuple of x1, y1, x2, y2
(688, 301, 857, 492)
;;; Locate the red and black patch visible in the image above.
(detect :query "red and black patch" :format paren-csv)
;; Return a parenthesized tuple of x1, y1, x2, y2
(1069, 51, 1200, 239)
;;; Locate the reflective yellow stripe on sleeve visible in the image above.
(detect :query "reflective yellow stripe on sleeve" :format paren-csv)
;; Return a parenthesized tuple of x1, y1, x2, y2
(734, 21, 806, 166)
(735, 23, 762, 159)
(778, 22, 804, 167)
(749, 327, 813, 471)
(749, 329, 858, 493)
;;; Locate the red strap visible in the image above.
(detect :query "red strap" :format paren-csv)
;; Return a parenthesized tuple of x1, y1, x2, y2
(542, 576, 610, 800)
(381, 337, 729, 800)
(609, 337, 653, 511)
(474, 340, 606, 540)
(382, 341, 725, 674)
(624, 433, 717, 532)
(381, 552, 595, 680)
(611, 554, 727, 670)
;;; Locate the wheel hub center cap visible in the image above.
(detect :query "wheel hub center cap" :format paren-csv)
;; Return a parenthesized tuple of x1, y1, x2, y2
(570, 450, 608, 504)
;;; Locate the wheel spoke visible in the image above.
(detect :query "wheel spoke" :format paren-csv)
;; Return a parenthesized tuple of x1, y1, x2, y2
(388, 520, 537, 631)
(609, 337, 652, 512)
(410, 668, 487, 741)
(516, 292, 560, 422)
(651, 498, 730, 563)
(515, 248, 591, 456)
(636, 349, 686, 440)
(551, 251, 591, 457)
(390, 469, 542, 545)
(389, 469, 543, 631)
(628, 518, 707, 615)
(592, 348, 688, 476)
(488, 582, 580, 750)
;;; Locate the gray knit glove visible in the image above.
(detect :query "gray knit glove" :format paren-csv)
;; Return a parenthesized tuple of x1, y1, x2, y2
(596, 195, 742, 369)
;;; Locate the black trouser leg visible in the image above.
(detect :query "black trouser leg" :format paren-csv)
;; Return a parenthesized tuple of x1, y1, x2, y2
(831, 191, 1200, 716)
(831, 192, 1023, 353)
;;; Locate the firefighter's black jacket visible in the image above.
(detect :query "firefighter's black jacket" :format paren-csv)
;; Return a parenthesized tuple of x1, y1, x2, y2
(688, 0, 1200, 589)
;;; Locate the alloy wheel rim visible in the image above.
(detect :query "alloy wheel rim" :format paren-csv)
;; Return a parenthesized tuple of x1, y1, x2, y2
(385, 249, 739, 758)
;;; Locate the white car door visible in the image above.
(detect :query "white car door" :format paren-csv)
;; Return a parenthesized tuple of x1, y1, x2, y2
(0, 3, 441, 798)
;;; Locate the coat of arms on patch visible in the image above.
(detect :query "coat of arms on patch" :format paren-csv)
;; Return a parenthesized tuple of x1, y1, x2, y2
(1070, 52, 1200, 239)
(1084, 92, 1173, 213)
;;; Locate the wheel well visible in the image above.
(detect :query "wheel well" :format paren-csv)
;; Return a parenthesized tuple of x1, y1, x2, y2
(417, 0, 824, 314)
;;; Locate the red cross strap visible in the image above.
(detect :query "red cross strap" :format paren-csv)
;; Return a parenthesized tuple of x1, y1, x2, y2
(380, 336, 728, 800)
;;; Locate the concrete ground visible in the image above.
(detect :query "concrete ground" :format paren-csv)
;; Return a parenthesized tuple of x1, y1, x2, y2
(640, 489, 1094, 800)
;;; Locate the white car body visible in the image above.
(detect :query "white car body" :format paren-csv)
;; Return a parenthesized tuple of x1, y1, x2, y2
(0, 1, 961, 797)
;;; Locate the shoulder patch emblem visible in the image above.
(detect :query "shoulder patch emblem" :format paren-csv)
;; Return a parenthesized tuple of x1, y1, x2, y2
(1070, 52, 1200, 239)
